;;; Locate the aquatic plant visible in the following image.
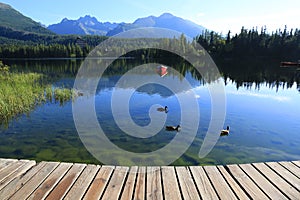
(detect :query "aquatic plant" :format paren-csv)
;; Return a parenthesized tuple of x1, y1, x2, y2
(0, 71, 46, 126)
(0, 61, 76, 127)
(54, 87, 77, 106)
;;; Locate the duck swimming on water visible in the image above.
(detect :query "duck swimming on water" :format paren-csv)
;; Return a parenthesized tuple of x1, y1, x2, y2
(220, 126, 230, 136)
(157, 106, 168, 113)
(166, 125, 181, 131)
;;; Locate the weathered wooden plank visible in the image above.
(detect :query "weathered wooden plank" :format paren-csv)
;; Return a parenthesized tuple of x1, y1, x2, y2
(83, 165, 115, 200)
(146, 167, 163, 200)
(227, 164, 268, 199)
(217, 166, 250, 200)
(0, 159, 17, 172)
(64, 164, 100, 200)
(189, 166, 218, 199)
(292, 160, 300, 168)
(9, 162, 59, 200)
(46, 163, 86, 200)
(175, 166, 199, 200)
(0, 161, 46, 200)
(101, 166, 129, 200)
(0, 160, 25, 183)
(204, 165, 237, 200)
(120, 166, 138, 200)
(253, 162, 300, 199)
(28, 162, 72, 200)
(0, 160, 36, 191)
(279, 161, 300, 179)
(239, 164, 287, 199)
(266, 162, 300, 190)
(0, 159, 11, 167)
(0, 158, 299, 200)
(133, 167, 146, 200)
(161, 166, 181, 200)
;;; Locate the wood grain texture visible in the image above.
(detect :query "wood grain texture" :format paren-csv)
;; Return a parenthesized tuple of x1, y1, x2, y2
(253, 162, 300, 199)
(0, 160, 35, 191)
(204, 165, 237, 200)
(175, 166, 199, 200)
(292, 160, 300, 167)
(226, 164, 268, 199)
(0, 159, 18, 172)
(28, 162, 72, 200)
(279, 161, 300, 179)
(9, 162, 59, 200)
(133, 167, 146, 200)
(217, 165, 250, 200)
(0, 161, 46, 200)
(161, 166, 181, 200)
(83, 165, 115, 200)
(101, 166, 129, 200)
(239, 164, 287, 199)
(46, 163, 86, 200)
(146, 167, 163, 200)
(64, 164, 100, 200)
(0, 160, 26, 183)
(120, 166, 138, 200)
(266, 162, 300, 190)
(189, 166, 218, 199)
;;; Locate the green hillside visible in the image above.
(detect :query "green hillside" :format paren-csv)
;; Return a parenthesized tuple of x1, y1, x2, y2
(0, 2, 54, 35)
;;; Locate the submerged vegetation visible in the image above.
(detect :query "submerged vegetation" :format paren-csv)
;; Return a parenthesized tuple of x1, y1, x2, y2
(0, 61, 76, 127)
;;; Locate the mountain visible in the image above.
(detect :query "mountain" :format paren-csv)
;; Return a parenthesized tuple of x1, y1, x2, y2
(48, 15, 119, 35)
(47, 13, 206, 38)
(106, 13, 206, 38)
(0, 2, 54, 35)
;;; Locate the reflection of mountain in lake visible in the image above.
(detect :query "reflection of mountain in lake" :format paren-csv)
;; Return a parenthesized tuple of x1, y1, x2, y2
(113, 74, 200, 97)
(136, 84, 173, 97)
(3, 57, 300, 94)
(97, 63, 202, 97)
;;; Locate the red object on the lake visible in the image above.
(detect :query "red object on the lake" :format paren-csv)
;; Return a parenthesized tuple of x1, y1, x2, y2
(156, 65, 168, 77)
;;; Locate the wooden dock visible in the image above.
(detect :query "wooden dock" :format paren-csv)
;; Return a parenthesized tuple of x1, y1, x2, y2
(0, 158, 299, 199)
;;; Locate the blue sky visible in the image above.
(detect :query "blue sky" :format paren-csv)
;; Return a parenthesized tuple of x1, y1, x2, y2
(2, 0, 300, 34)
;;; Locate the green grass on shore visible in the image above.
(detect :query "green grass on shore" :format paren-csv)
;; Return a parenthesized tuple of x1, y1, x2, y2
(0, 61, 76, 127)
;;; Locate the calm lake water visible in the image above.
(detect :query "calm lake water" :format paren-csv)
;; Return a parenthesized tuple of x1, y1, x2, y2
(1, 58, 300, 165)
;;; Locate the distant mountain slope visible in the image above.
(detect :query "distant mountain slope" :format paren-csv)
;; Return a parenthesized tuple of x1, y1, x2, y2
(105, 23, 140, 36)
(48, 15, 119, 35)
(107, 13, 206, 38)
(47, 13, 206, 38)
(0, 2, 54, 35)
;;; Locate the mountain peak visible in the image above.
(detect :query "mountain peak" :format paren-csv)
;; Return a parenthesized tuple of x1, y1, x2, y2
(48, 15, 119, 35)
(48, 13, 206, 37)
(159, 13, 174, 18)
(108, 12, 206, 37)
(0, 3, 11, 9)
(79, 15, 97, 21)
(61, 18, 69, 23)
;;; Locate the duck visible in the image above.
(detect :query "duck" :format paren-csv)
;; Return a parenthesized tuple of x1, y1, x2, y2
(220, 126, 230, 136)
(157, 106, 168, 113)
(166, 125, 181, 131)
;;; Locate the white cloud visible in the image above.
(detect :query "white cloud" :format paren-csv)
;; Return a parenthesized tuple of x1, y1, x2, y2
(228, 91, 290, 102)
(196, 12, 205, 17)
